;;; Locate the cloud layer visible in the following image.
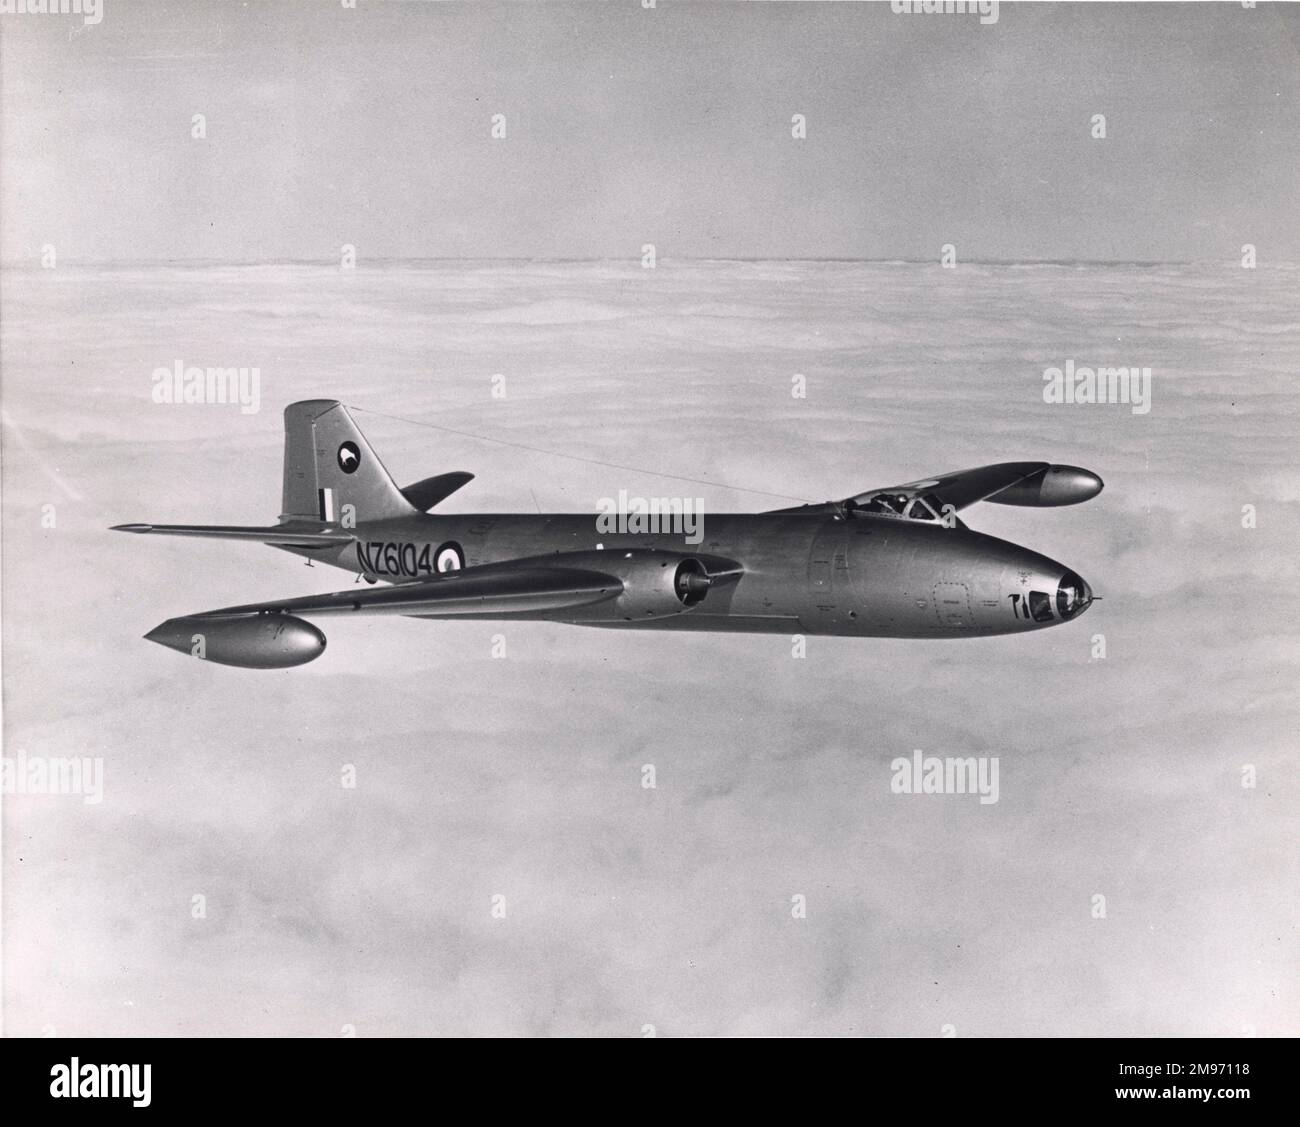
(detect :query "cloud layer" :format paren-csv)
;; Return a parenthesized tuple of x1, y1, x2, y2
(2, 258, 1296, 1035)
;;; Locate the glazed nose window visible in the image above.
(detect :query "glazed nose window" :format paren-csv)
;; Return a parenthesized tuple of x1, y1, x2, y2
(1056, 571, 1093, 620)
(1027, 590, 1055, 622)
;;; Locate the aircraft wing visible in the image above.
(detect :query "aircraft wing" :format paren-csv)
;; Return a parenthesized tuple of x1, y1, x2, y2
(143, 548, 739, 665)
(191, 559, 622, 620)
(842, 461, 1104, 515)
(852, 462, 1051, 512)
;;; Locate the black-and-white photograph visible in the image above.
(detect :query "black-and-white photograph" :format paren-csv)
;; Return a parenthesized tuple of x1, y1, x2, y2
(1, 0, 1295, 1090)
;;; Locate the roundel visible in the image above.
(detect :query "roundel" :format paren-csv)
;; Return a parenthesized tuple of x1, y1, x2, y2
(337, 441, 361, 474)
(434, 542, 464, 573)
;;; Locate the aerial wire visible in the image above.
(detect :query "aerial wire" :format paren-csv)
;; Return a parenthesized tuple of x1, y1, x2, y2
(348, 405, 812, 504)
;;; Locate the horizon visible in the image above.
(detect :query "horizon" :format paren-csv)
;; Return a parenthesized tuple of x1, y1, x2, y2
(6, 254, 1296, 268)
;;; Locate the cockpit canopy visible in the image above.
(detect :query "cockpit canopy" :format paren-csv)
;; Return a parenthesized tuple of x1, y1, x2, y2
(846, 491, 948, 522)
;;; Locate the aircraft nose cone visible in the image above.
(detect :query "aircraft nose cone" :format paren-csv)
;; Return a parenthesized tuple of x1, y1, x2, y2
(1056, 570, 1093, 621)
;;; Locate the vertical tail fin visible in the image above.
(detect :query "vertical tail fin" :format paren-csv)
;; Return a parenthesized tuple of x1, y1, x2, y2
(280, 400, 417, 524)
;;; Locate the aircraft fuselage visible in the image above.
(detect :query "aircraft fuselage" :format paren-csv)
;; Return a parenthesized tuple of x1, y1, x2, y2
(283, 510, 1093, 638)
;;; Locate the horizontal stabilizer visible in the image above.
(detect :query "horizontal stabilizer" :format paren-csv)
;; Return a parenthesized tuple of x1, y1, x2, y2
(400, 471, 474, 511)
(111, 523, 354, 548)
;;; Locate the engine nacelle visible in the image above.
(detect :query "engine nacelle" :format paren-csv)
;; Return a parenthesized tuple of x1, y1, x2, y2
(603, 553, 712, 618)
(543, 549, 737, 621)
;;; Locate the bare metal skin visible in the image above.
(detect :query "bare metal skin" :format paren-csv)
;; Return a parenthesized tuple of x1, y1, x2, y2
(115, 400, 1100, 668)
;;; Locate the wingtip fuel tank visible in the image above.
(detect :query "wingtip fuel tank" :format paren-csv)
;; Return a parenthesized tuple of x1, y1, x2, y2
(988, 464, 1104, 506)
(144, 613, 326, 669)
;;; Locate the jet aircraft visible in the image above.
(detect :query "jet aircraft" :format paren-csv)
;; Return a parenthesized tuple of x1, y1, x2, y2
(114, 400, 1102, 668)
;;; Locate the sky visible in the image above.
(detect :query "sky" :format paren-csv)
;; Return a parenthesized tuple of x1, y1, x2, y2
(1, 0, 1299, 263)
